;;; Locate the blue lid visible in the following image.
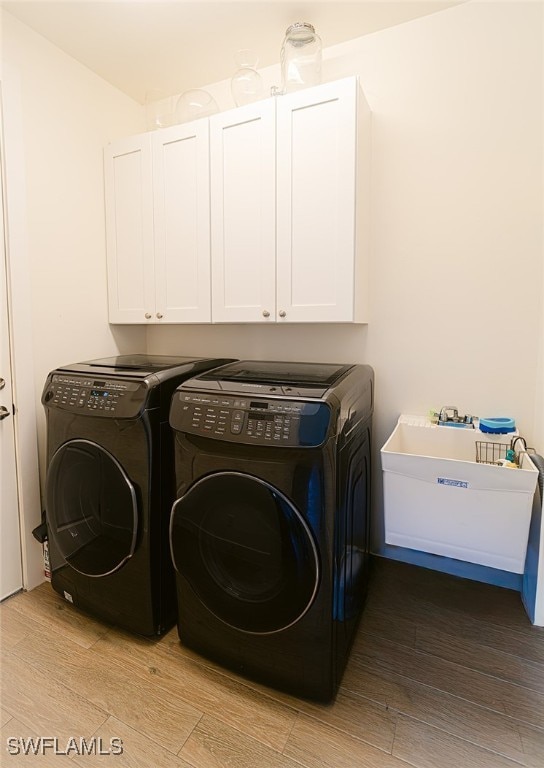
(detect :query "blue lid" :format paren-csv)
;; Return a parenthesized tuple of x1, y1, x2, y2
(479, 417, 516, 434)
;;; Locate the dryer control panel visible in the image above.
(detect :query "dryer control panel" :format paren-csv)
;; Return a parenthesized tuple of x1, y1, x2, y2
(42, 375, 146, 418)
(171, 391, 331, 447)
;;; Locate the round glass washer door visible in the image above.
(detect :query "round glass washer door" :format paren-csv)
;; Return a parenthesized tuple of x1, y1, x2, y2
(170, 471, 319, 634)
(46, 439, 138, 577)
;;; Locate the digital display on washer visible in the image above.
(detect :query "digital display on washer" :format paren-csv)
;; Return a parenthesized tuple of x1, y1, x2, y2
(249, 411, 274, 421)
(250, 401, 268, 409)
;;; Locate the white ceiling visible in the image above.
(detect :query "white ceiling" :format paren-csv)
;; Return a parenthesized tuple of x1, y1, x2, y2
(2, 1, 463, 103)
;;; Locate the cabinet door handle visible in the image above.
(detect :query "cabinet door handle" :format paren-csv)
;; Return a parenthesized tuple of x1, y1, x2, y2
(0, 406, 10, 421)
(156, 312, 163, 319)
(279, 310, 287, 318)
(145, 313, 152, 319)
(0, 377, 5, 390)
(262, 310, 270, 318)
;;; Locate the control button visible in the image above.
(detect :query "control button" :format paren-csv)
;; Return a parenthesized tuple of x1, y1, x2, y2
(231, 422, 242, 434)
(232, 410, 244, 422)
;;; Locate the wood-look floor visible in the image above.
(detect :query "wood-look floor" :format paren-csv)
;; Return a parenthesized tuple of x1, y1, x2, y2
(1, 558, 543, 767)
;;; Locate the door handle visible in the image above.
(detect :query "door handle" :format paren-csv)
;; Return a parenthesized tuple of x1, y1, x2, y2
(0, 377, 5, 390)
(0, 405, 10, 420)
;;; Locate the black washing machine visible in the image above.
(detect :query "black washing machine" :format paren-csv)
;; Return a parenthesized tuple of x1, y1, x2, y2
(169, 360, 374, 700)
(42, 354, 234, 636)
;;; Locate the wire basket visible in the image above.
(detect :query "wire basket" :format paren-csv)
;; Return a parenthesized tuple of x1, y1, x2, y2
(475, 441, 513, 466)
(475, 436, 533, 468)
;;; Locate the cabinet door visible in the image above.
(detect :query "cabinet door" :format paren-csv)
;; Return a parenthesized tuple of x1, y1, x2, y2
(276, 78, 358, 322)
(210, 100, 276, 323)
(104, 134, 155, 323)
(153, 120, 211, 323)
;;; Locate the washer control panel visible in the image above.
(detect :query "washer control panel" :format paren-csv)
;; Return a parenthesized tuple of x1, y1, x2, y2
(172, 391, 331, 447)
(43, 375, 144, 418)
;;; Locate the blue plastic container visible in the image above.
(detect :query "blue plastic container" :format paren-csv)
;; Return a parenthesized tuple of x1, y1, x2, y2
(479, 417, 516, 434)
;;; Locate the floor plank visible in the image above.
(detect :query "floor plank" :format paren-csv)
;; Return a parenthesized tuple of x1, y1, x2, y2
(178, 714, 300, 768)
(369, 559, 537, 634)
(364, 593, 544, 665)
(341, 656, 529, 764)
(295, 688, 397, 754)
(518, 724, 544, 768)
(0, 602, 51, 652)
(72, 716, 194, 768)
(283, 713, 408, 768)
(392, 714, 523, 768)
(1, 718, 68, 767)
(415, 625, 544, 693)
(9, 630, 202, 753)
(359, 606, 418, 649)
(351, 630, 544, 728)
(1, 707, 13, 728)
(0, 651, 108, 745)
(90, 628, 298, 752)
(5, 583, 109, 650)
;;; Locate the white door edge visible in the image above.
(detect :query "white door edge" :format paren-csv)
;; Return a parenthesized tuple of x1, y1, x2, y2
(1, 67, 44, 592)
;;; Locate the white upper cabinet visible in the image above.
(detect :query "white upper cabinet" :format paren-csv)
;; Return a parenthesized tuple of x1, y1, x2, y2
(153, 121, 211, 322)
(276, 77, 367, 323)
(210, 76, 369, 324)
(104, 77, 370, 325)
(210, 101, 276, 323)
(105, 120, 211, 324)
(105, 134, 155, 323)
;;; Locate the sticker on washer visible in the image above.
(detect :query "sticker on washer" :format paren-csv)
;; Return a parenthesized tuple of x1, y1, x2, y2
(63, 591, 74, 603)
(437, 477, 469, 489)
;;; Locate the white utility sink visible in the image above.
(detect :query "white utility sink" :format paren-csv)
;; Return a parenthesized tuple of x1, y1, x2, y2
(381, 417, 538, 573)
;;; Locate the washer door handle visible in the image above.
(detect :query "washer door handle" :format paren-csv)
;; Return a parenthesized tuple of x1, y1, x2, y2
(0, 405, 10, 421)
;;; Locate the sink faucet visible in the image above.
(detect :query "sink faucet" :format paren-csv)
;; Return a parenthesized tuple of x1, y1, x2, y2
(439, 406, 459, 423)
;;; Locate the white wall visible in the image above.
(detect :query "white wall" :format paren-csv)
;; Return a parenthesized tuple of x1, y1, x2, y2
(1, 11, 146, 471)
(147, 1, 543, 554)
